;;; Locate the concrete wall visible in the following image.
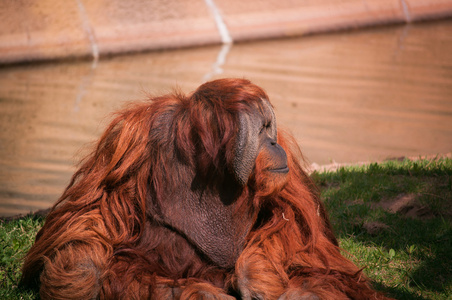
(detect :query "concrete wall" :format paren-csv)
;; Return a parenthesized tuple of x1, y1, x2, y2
(1, 0, 452, 64)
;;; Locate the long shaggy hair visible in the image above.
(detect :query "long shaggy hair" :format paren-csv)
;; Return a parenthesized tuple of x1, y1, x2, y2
(21, 78, 391, 299)
(233, 133, 384, 299)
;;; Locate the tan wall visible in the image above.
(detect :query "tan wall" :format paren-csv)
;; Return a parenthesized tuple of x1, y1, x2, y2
(1, 0, 452, 64)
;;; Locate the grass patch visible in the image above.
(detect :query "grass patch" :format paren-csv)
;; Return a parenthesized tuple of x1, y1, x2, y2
(0, 216, 43, 299)
(1, 158, 451, 299)
(312, 158, 452, 299)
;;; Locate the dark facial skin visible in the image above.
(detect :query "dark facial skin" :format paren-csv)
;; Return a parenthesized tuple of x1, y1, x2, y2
(155, 98, 289, 269)
(233, 99, 288, 185)
(256, 100, 288, 174)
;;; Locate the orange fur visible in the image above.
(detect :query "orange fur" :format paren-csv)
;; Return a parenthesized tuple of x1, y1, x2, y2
(232, 133, 392, 299)
(20, 79, 392, 299)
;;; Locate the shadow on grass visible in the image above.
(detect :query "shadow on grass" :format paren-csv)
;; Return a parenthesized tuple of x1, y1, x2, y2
(314, 159, 452, 299)
(351, 216, 450, 300)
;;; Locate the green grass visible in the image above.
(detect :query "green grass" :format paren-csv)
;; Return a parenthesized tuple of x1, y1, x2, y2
(0, 216, 43, 299)
(312, 158, 452, 299)
(1, 158, 451, 299)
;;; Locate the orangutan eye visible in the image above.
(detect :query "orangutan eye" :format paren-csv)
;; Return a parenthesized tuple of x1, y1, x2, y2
(260, 122, 270, 134)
